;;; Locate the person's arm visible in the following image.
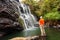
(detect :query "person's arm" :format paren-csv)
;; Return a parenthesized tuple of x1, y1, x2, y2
(39, 20, 40, 25)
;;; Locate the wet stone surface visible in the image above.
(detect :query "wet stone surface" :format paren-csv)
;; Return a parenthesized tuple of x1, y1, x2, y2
(0, 0, 23, 37)
(10, 36, 46, 40)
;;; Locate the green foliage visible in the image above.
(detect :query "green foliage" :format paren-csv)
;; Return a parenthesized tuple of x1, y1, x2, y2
(44, 12, 60, 20)
(23, 0, 60, 20)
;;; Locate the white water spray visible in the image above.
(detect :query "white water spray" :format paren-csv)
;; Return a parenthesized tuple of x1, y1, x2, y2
(10, 0, 38, 30)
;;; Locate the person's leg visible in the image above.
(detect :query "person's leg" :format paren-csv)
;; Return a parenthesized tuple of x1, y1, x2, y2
(40, 25, 44, 36)
(40, 25, 46, 40)
(42, 25, 46, 36)
(41, 26, 45, 36)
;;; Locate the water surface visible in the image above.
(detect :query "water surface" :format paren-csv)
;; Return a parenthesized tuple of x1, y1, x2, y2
(2, 27, 40, 40)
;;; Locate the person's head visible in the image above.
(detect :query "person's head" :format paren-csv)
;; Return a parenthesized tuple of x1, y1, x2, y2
(40, 16, 42, 19)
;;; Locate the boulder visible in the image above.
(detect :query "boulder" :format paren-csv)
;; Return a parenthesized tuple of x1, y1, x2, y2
(0, 0, 23, 37)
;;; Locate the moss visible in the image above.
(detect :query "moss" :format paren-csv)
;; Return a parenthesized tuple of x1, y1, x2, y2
(18, 18, 24, 27)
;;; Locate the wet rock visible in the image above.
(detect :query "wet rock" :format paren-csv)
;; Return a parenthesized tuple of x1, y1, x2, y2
(0, 32, 6, 37)
(10, 37, 28, 40)
(10, 36, 46, 40)
(31, 36, 39, 40)
(0, 0, 23, 37)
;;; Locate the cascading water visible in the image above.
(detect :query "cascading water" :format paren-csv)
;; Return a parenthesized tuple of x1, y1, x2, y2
(20, 3, 37, 30)
(10, 0, 38, 30)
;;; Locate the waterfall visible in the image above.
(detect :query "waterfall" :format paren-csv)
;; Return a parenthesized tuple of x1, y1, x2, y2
(20, 3, 37, 29)
(10, 0, 37, 30)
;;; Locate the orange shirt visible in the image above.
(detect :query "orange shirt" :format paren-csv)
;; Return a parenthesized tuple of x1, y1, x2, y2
(39, 18, 44, 26)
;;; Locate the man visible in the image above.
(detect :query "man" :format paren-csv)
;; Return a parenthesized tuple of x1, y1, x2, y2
(39, 16, 46, 36)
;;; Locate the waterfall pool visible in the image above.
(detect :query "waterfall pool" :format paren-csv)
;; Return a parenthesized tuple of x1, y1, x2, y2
(2, 27, 40, 40)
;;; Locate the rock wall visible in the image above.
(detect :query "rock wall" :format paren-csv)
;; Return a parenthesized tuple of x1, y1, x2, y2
(0, 0, 23, 37)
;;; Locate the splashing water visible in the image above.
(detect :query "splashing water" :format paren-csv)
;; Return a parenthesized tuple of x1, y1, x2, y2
(10, 0, 38, 30)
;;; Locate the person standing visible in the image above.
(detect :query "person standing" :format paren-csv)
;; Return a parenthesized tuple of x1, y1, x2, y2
(39, 16, 46, 36)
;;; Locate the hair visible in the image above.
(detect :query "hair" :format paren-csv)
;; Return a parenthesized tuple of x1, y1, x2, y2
(40, 16, 42, 18)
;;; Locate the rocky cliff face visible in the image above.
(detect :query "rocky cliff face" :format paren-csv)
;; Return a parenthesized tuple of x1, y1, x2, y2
(0, 0, 23, 37)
